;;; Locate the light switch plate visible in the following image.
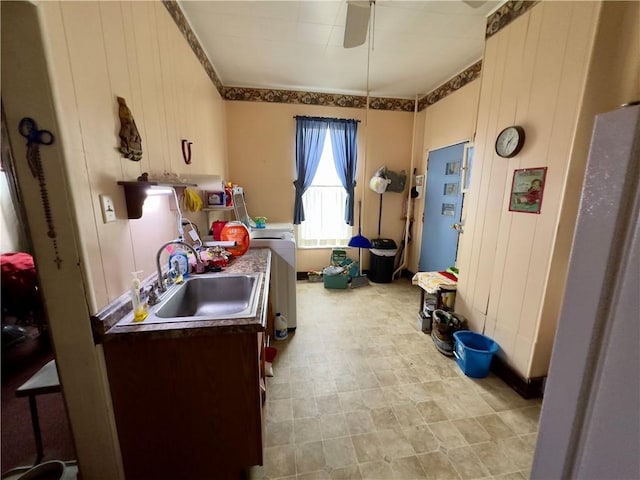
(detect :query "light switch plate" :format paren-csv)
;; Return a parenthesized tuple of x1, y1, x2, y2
(100, 194, 116, 223)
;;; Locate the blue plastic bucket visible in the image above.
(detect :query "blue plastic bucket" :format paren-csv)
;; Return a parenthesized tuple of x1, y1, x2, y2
(453, 331, 499, 378)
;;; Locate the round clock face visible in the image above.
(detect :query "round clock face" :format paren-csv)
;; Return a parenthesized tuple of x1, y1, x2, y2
(495, 126, 525, 158)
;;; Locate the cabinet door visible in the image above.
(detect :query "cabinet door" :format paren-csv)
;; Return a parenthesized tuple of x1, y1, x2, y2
(258, 331, 266, 405)
(104, 333, 264, 478)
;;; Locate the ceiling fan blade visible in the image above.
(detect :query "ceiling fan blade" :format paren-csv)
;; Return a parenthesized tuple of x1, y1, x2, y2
(462, 0, 488, 7)
(343, 1, 370, 48)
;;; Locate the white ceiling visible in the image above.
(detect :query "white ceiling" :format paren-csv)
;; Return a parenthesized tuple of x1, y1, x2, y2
(179, 1, 503, 100)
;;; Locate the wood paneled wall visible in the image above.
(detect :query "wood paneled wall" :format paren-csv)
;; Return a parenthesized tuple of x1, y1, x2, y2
(455, 2, 601, 379)
(3, 2, 230, 476)
(40, 1, 227, 310)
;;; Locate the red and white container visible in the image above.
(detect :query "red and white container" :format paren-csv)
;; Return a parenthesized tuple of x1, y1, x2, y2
(220, 221, 250, 256)
(211, 220, 228, 240)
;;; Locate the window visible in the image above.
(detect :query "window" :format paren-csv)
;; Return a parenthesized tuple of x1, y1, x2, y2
(298, 130, 352, 248)
(293, 116, 358, 246)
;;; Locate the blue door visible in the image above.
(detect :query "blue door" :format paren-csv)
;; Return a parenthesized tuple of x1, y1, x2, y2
(419, 142, 466, 272)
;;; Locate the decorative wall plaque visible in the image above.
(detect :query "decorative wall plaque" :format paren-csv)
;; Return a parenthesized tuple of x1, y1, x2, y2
(117, 96, 142, 161)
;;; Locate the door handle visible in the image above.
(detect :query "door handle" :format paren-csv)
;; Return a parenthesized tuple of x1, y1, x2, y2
(452, 223, 464, 233)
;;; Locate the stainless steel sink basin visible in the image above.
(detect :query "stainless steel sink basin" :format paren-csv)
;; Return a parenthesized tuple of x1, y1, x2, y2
(122, 273, 263, 325)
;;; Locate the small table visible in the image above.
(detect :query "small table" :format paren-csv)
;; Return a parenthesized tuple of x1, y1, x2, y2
(16, 359, 61, 464)
(412, 271, 458, 312)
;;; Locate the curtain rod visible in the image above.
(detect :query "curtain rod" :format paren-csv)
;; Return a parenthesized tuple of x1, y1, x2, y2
(293, 116, 360, 123)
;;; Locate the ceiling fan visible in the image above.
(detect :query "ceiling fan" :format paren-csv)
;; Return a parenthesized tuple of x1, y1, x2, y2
(343, 0, 489, 49)
(343, 1, 372, 49)
(462, 1, 489, 7)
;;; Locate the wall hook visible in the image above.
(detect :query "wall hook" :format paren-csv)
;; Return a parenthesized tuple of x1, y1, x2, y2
(181, 139, 192, 165)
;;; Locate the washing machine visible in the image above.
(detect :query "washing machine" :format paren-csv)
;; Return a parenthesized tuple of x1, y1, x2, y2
(250, 224, 297, 329)
(228, 188, 297, 329)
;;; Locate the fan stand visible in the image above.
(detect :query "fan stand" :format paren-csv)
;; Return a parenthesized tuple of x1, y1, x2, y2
(350, 248, 369, 288)
(349, 200, 371, 288)
(376, 193, 383, 238)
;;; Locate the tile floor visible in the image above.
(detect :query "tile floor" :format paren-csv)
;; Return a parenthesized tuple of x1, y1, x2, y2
(251, 278, 542, 479)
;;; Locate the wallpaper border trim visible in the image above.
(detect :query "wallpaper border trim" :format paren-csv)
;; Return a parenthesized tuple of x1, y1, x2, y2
(222, 87, 419, 112)
(419, 61, 483, 111)
(161, 0, 225, 94)
(486, 0, 539, 39)
(163, 0, 537, 112)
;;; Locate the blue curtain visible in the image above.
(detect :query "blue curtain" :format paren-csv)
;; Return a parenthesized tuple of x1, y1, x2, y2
(329, 119, 358, 225)
(293, 117, 328, 224)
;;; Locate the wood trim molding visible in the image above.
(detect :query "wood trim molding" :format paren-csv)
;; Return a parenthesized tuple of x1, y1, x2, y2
(490, 355, 545, 399)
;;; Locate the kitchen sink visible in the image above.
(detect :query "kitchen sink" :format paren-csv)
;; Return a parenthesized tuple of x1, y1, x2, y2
(122, 272, 263, 325)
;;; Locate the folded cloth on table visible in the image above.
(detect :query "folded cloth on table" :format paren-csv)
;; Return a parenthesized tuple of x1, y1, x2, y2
(411, 271, 457, 294)
(445, 267, 459, 279)
(440, 270, 458, 282)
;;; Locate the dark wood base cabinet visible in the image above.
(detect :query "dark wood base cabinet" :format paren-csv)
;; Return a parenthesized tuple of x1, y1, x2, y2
(103, 331, 265, 479)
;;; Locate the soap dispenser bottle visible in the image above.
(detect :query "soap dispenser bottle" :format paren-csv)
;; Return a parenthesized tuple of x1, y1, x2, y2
(168, 250, 189, 280)
(131, 271, 148, 322)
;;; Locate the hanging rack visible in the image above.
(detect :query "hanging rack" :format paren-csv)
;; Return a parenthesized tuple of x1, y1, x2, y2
(377, 193, 383, 237)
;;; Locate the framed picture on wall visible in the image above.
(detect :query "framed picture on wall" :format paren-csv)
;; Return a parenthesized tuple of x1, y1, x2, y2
(509, 167, 547, 214)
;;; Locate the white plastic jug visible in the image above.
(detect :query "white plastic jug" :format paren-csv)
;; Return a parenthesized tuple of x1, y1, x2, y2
(274, 313, 288, 340)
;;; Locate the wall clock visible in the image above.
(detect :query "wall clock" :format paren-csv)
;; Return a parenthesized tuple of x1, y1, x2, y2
(495, 125, 525, 158)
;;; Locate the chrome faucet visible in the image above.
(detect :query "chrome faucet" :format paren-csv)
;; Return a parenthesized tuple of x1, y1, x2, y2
(155, 240, 204, 293)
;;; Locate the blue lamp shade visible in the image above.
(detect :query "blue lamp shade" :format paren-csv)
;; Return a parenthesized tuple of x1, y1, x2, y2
(348, 235, 372, 249)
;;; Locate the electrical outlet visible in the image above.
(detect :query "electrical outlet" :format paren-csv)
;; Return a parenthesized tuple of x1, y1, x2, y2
(100, 194, 117, 223)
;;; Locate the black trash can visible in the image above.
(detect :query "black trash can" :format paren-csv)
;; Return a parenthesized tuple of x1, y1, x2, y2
(368, 238, 398, 283)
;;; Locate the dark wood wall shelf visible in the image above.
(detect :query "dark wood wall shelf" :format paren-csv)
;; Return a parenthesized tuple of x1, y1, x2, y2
(117, 181, 197, 219)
